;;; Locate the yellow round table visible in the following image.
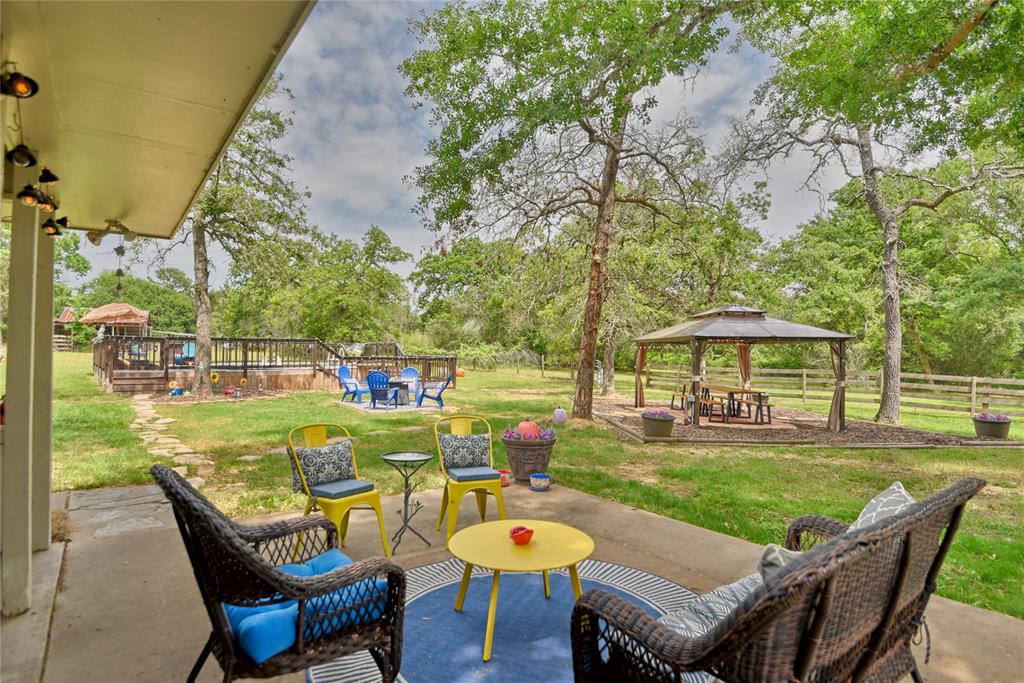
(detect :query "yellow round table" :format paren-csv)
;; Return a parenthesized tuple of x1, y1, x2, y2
(448, 519, 595, 661)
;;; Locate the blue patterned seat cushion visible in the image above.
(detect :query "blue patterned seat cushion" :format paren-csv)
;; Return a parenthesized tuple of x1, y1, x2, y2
(290, 441, 356, 493)
(309, 479, 374, 499)
(657, 573, 764, 638)
(438, 433, 491, 469)
(849, 481, 917, 531)
(447, 466, 501, 482)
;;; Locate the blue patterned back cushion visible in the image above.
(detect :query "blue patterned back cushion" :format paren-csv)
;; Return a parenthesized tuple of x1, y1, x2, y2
(291, 441, 355, 492)
(438, 433, 490, 470)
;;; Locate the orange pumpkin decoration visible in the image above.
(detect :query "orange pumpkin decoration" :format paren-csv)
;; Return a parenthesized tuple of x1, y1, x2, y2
(455, 367, 466, 377)
(517, 420, 541, 440)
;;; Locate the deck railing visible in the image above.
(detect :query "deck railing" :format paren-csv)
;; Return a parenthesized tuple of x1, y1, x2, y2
(92, 336, 456, 388)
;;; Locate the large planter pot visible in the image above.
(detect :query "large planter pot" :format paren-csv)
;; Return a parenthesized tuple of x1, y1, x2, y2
(642, 416, 676, 438)
(502, 438, 555, 481)
(973, 418, 1011, 439)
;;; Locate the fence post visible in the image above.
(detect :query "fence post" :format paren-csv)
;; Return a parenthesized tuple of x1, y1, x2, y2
(982, 384, 990, 411)
(970, 376, 977, 414)
(802, 369, 807, 405)
(541, 355, 545, 377)
(242, 340, 249, 381)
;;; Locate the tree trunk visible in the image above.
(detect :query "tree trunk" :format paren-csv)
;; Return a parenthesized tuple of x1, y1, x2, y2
(907, 316, 935, 385)
(192, 221, 213, 397)
(856, 124, 901, 424)
(572, 112, 628, 419)
(601, 331, 616, 396)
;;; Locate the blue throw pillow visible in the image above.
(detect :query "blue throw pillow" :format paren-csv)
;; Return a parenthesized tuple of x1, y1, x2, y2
(223, 548, 386, 665)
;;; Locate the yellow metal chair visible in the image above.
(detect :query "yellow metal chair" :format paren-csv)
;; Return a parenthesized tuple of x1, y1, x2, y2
(434, 415, 507, 543)
(287, 423, 391, 559)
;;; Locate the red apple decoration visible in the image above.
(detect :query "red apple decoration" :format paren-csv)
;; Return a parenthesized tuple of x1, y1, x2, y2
(509, 525, 534, 545)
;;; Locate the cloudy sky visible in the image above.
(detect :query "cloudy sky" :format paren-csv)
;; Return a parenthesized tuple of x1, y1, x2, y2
(79, 0, 846, 285)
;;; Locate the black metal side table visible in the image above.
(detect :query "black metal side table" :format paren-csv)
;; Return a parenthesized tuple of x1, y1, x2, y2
(380, 451, 434, 554)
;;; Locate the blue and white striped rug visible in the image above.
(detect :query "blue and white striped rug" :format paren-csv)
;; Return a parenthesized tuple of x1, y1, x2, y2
(307, 557, 706, 683)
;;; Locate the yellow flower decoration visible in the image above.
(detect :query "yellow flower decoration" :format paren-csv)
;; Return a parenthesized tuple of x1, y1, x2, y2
(210, 372, 220, 383)
(239, 377, 247, 386)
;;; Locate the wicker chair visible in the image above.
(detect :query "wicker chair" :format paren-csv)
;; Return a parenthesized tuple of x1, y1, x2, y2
(151, 465, 406, 683)
(571, 476, 985, 683)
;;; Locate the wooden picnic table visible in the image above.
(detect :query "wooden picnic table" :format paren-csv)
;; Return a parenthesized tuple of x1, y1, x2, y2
(700, 384, 772, 424)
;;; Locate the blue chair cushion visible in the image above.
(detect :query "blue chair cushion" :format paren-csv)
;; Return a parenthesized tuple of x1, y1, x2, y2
(447, 466, 501, 482)
(224, 548, 388, 664)
(309, 479, 374, 499)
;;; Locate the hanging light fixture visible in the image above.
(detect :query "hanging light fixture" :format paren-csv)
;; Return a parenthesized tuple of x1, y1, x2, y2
(6, 144, 37, 167)
(42, 218, 62, 237)
(86, 230, 104, 246)
(1, 71, 39, 98)
(17, 184, 42, 206)
(114, 239, 127, 295)
(56, 216, 69, 229)
(38, 167, 59, 184)
(36, 194, 56, 213)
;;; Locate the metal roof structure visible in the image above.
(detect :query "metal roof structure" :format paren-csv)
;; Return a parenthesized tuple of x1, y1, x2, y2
(635, 305, 852, 345)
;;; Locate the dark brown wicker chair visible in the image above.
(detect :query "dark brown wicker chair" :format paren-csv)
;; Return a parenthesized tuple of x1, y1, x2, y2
(151, 464, 406, 683)
(571, 476, 985, 682)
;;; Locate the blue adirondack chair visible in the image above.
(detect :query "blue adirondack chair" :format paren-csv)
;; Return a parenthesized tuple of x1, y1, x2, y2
(416, 372, 453, 409)
(399, 366, 420, 403)
(337, 366, 370, 403)
(367, 370, 400, 410)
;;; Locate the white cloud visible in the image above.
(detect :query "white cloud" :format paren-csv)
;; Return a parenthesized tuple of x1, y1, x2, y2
(74, 3, 852, 286)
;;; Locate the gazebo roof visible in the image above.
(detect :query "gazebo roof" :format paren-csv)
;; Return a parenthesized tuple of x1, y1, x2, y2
(78, 303, 150, 326)
(635, 305, 852, 344)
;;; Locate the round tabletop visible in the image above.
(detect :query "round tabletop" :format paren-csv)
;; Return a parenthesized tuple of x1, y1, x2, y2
(448, 519, 594, 572)
(380, 451, 433, 465)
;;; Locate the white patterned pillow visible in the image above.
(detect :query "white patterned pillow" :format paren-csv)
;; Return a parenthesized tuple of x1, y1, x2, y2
(849, 481, 917, 531)
(758, 544, 804, 582)
(291, 441, 355, 492)
(658, 573, 763, 638)
(438, 433, 491, 470)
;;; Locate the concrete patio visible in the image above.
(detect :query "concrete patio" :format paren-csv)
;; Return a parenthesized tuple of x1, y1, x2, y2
(2, 482, 1021, 683)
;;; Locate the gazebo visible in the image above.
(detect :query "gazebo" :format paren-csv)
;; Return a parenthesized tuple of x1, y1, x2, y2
(634, 305, 853, 431)
(78, 303, 151, 336)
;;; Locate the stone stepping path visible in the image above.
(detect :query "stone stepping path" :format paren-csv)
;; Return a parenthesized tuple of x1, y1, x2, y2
(129, 395, 213, 485)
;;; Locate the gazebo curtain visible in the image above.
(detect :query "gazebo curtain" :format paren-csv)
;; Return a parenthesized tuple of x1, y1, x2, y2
(690, 340, 706, 425)
(827, 340, 846, 432)
(634, 344, 648, 407)
(737, 343, 752, 390)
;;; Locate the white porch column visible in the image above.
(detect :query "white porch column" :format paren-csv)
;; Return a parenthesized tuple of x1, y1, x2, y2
(32, 228, 54, 550)
(2, 163, 40, 616)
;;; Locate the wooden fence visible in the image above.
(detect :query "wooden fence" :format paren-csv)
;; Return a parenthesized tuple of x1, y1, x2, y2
(644, 363, 1024, 418)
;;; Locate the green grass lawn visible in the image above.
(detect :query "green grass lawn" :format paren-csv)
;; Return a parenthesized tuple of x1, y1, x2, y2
(12, 354, 1023, 618)
(0, 352, 168, 489)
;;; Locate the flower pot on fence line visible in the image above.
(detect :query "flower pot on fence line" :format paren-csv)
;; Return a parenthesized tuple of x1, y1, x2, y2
(502, 438, 555, 481)
(642, 416, 676, 438)
(973, 417, 1011, 439)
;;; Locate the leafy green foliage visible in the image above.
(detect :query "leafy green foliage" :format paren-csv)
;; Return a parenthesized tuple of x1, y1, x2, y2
(75, 269, 195, 335)
(217, 228, 410, 342)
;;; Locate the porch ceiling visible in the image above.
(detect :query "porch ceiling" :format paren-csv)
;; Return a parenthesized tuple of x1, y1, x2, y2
(1, 0, 313, 239)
